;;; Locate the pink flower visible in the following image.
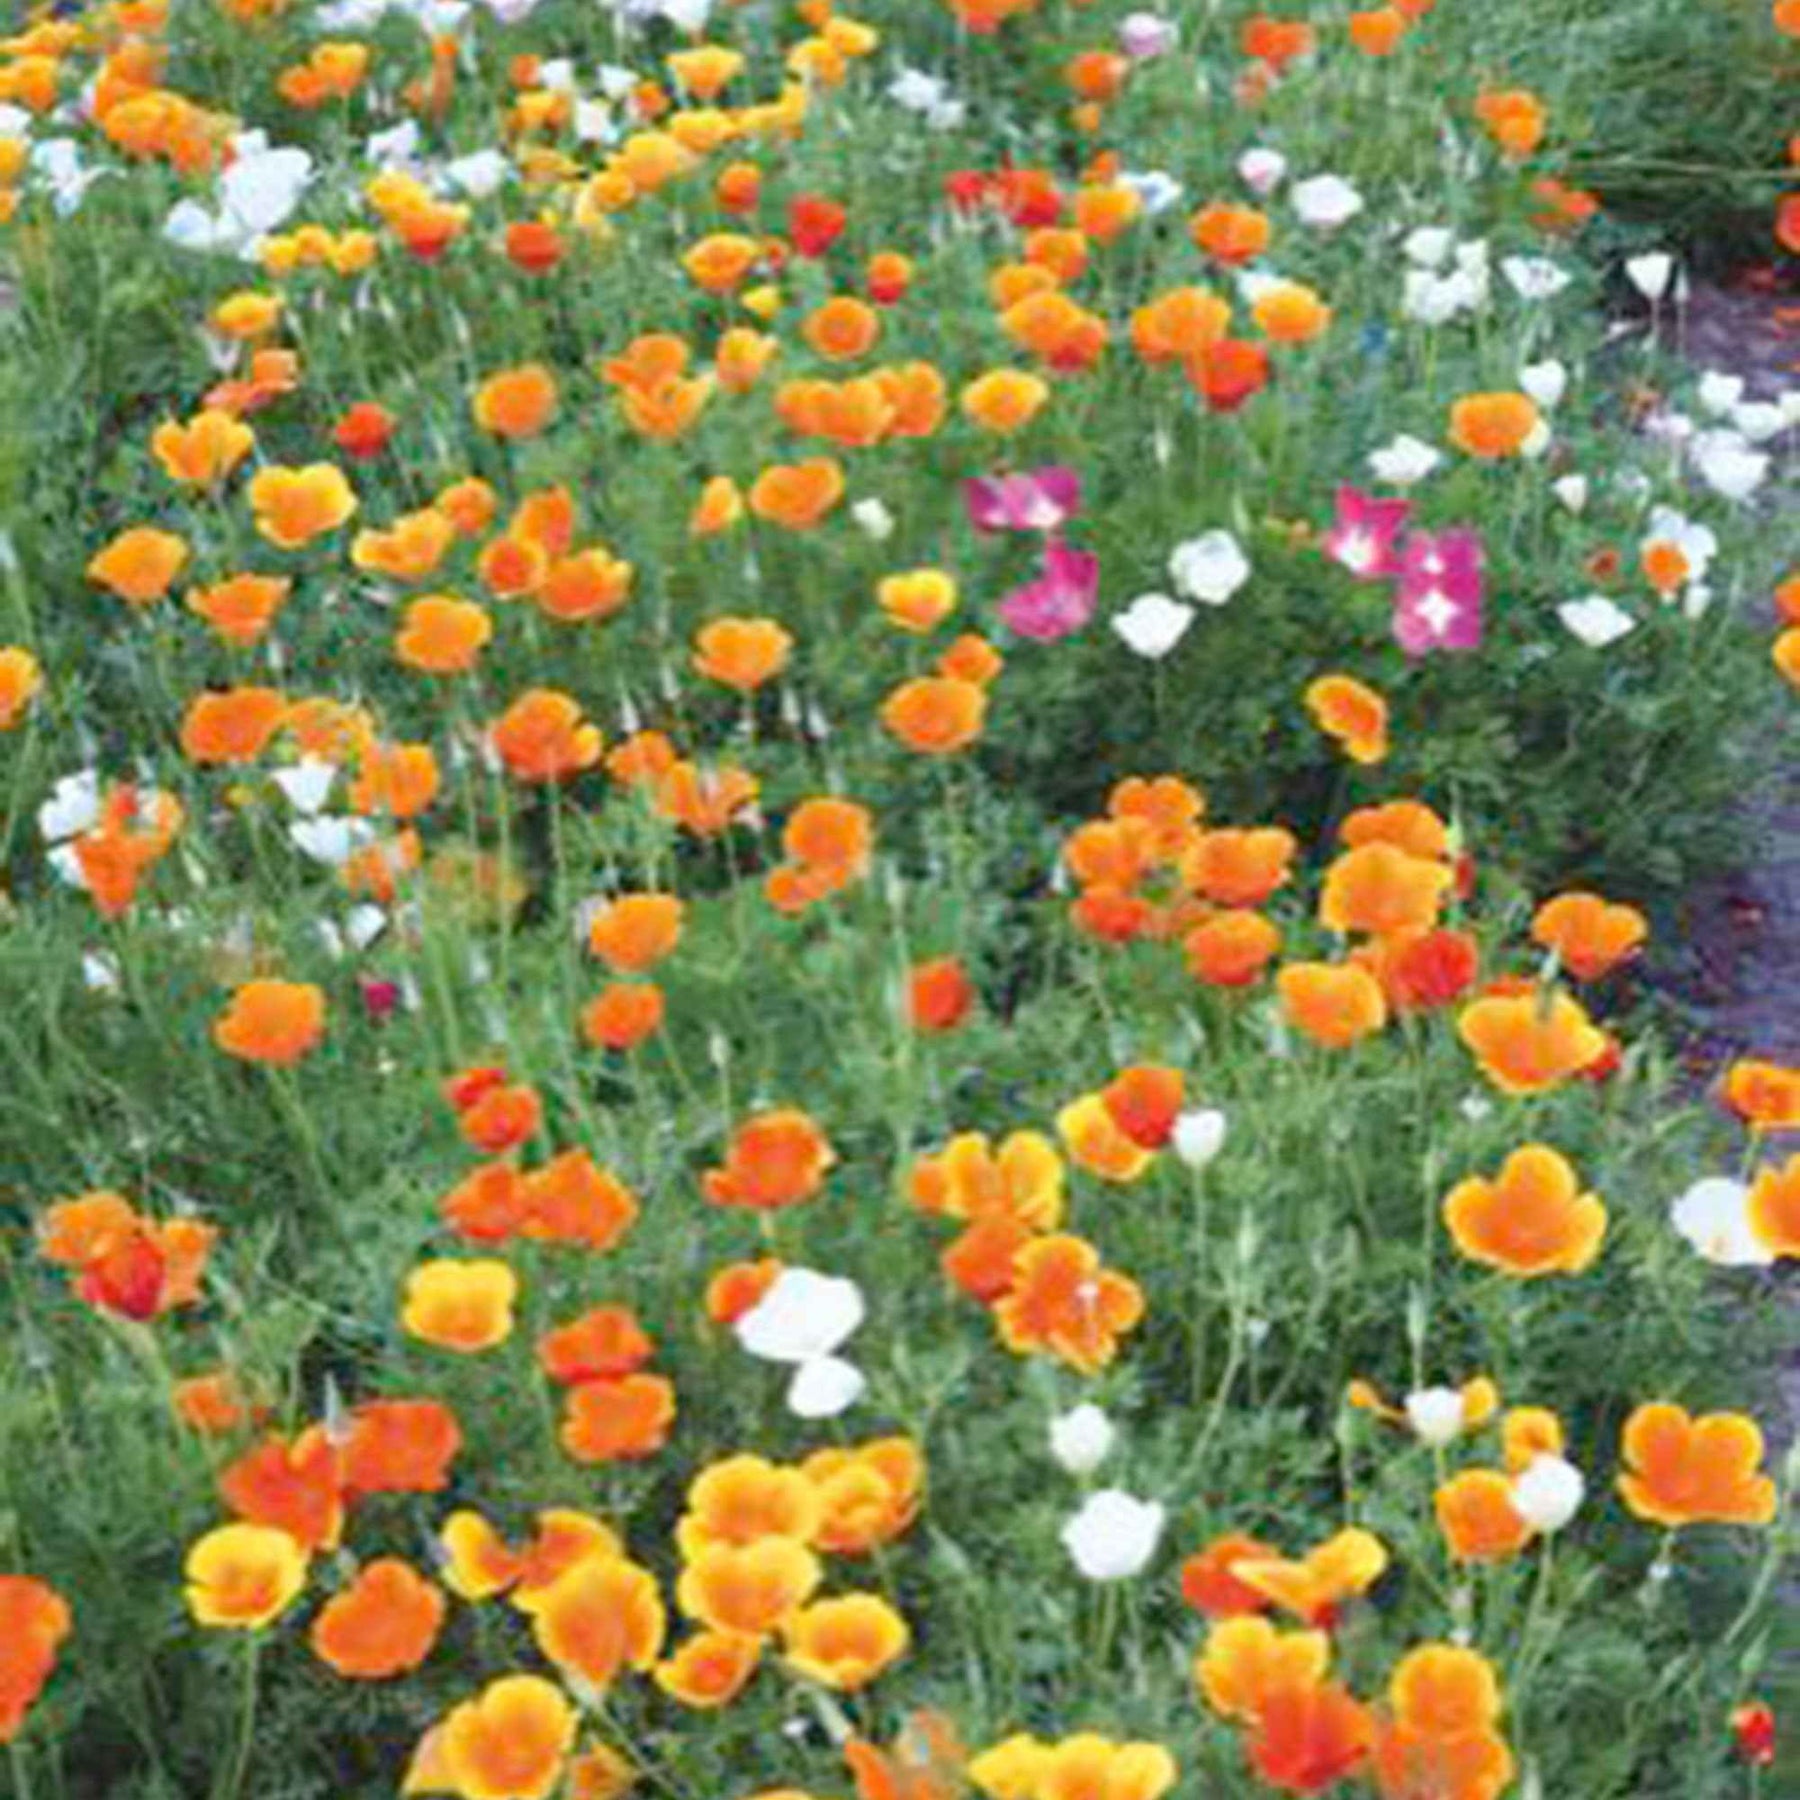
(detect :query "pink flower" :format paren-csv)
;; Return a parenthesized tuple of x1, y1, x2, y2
(965, 466, 1082, 533)
(998, 539, 1099, 641)
(1393, 529, 1483, 655)
(1323, 484, 1410, 580)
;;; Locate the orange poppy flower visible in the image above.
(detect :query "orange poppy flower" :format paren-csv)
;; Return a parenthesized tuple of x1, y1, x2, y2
(343, 1398, 461, 1495)
(1182, 827, 1296, 907)
(691, 476, 745, 536)
(908, 957, 975, 1031)
(1319, 843, 1451, 937)
(1720, 1059, 1800, 1132)
(911, 1131, 1064, 1228)
(472, 363, 558, 438)
(1373, 1722, 1514, 1800)
(1473, 89, 1546, 158)
(1306, 674, 1389, 764)
(1252, 281, 1332, 345)
(1435, 1470, 1532, 1562)
(1057, 1092, 1156, 1181)
(1189, 202, 1271, 265)
(311, 1560, 445, 1679)
(1340, 800, 1451, 861)
(748, 458, 845, 529)
(435, 1675, 577, 1800)
(1131, 286, 1232, 363)
(87, 526, 187, 605)
(560, 1373, 676, 1463)
(212, 978, 324, 1064)
(219, 1427, 344, 1550)
(184, 1523, 308, 1630)
(804, 295, 881, 362)
(959, 369, 1050, 433)
(655, 759, 760, 836)
(939, 632, 1003, 686)
(401, 1259, 517, 1352)
(1456, 990, 1607, 1095)
(677, 1537, 820, 1638)
(693, 617, 794, 692)
(1747, 1154, 1800, 1257)
(684, 231, 762, 292)
(0, 1576, 71, 1743)
(587, 893, 684, 973)
(530, 1553, 666, 1689)
(1277, 962, 1389, 1049)
(1348, 6, 1408, 54)
(249, 463, 357, 548)
(174, 1370, 257, 1436)
(1249, 1677, 1377, 1795)
(180, 686, 288, 764)
(489, 688, 603, 782)
(878, 569, 958, 633)
(582, 982, 665, 1051)
(1447, 392, 1541, 459)
(538, 1307, 653, 1386)
(994, 1233, 1144, 1373)
(395, 594, 491, 674)
(0, 646, 40, 729)
(1443, 1144, 1607, 1276)
(802, 1439, 924, 1556)
(881, 676, 987, 754)
(782, 1594, 910, 1692)
(1617, 1403, 1777, 1528)
(706, 1257, 783, 1326)
(677, 1454, 822, 1557)
(1195, 1616, 1332, 1722)
(352, 507, 456, 582)
(655, 1629, 762, 1709)
(1180, 1535, 1281, 1620)
(703, 1109, 836, 1210)
(1356, 927, 1480, 1012)
(1230, 1529, 1389, 1627)
(1385, 1643, 1502, 1741)
(152, 408, 255, 486)
(185, 574, 290, 647)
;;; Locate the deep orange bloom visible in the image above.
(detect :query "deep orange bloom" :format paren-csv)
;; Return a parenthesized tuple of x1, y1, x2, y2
(960, 369, 1050, 432)
(1435, 1471, 1532, 1562)
(994, 1233, 1144, 1373)
(560, 1373, 676, 1463)
(343, 1399, 461, 1496)
(538, 1307, 654, 1385)
(1180, 1535, 1282, 1620)
(489, 688, 602, 782)
(1448, 391, 1541, 458)
(396, 594, 491, 674)
(435, 1675, 576, 1800)
(1248, 1678, 1376, 1794)
(881, 677, 987, 754)
(472, 364, 558, 438)
(1189, 202, 1272, 265)
(1442, 1144, 1607, 1276)
(581, 982, 665, 1051)
(1748, 1154, 1800, 1257)
(693, 617, 794, 692)
(310, 1560, 444, 1679)
(705, 1258, 783, 1326)
(213, 979, 325, 1064)
(0, 647, 40, 730)
(1277, 963, 1389, 1049)
(152, 409, 255, 486)
(1183, 827, 1296, 906)
(1721, 1059, 1800, 1132)
(1319, 844, 1451, 937)
(803, 1439, 925, 1556)
(703, 1109, 836, 1210)
(1474, 89, 1547, 158)
(180, 686, 288, 764)
(654, 1630, 762, 1709)
(529, 1554, 666, 1690)
(748, 458, 844, 529)
(187, 574, 290, 647)
(587, 893, 684, 973)
(1348, 6, 1408, 54)
(908, 957, 975, 1031)
(0, 1576, 72, 1743)
(1617, 1403, 1777, 1528)
(87, 526, 188, 605)
(1101, 1064, 1185, 1149)
(219, 1428, 345, 1551)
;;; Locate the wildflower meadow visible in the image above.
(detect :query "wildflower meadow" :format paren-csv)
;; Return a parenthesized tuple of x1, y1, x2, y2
(0, 1, 1797, 1798)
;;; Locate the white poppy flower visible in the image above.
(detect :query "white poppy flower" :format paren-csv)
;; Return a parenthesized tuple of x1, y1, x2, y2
(850, 498, 895, 540)
(1519, 359, 1568, 410)
(1171, 1108, 1228, 1169)
(1550, 474, 1588, 514)
(1112, 592, 1195, 659)
(1519, 419, 1553, 460)
(787, 1355, 866, 1419)
(736, 1268, 865, 1362)
(39, 770, 101, 843)
(1500, 256, 1572, 301)
(1368, 434, 1442, 486)
(82, 951, 122, 993)
(290, 817, 376, 867)
(1117, 169, 1183, 214)
(1731, 401, 1787, 444)
(1512, 1455, 1584, 1532)
(1696, 371, 1745, 417)
(345, 904, 388, 951)
(1557, 595, 1636, 648)
(1689, 429, 1768, 502)
(888, 69, 949, 113)
(1403, 226, 1452, 267)
(1237, 147, 1287, 195)
(1291, 174, 1363, 230)
(1625, 252, 1675, 301)
(270, 758, 338, 817)
(1060, 1489, 1165, 1580)
(366, 121, 422, 171)
(1670, 1177, 1772, 1267)
(1402, 270, 1465, 326)
(1169, 531, 1250, 605)
(1404, 1387, 1468, 1448)
(444, 150, 510, 198)
(30, 138, 104, 218)
(1050, 1404, 1116, 1476)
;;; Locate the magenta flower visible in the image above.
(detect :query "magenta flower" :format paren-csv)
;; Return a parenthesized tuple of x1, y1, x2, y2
(1393, 529, 1483, 655)
(1323, 484, 1411, 580)
(997, 539, 1099, 641)
(965, 466, 1082, 534)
